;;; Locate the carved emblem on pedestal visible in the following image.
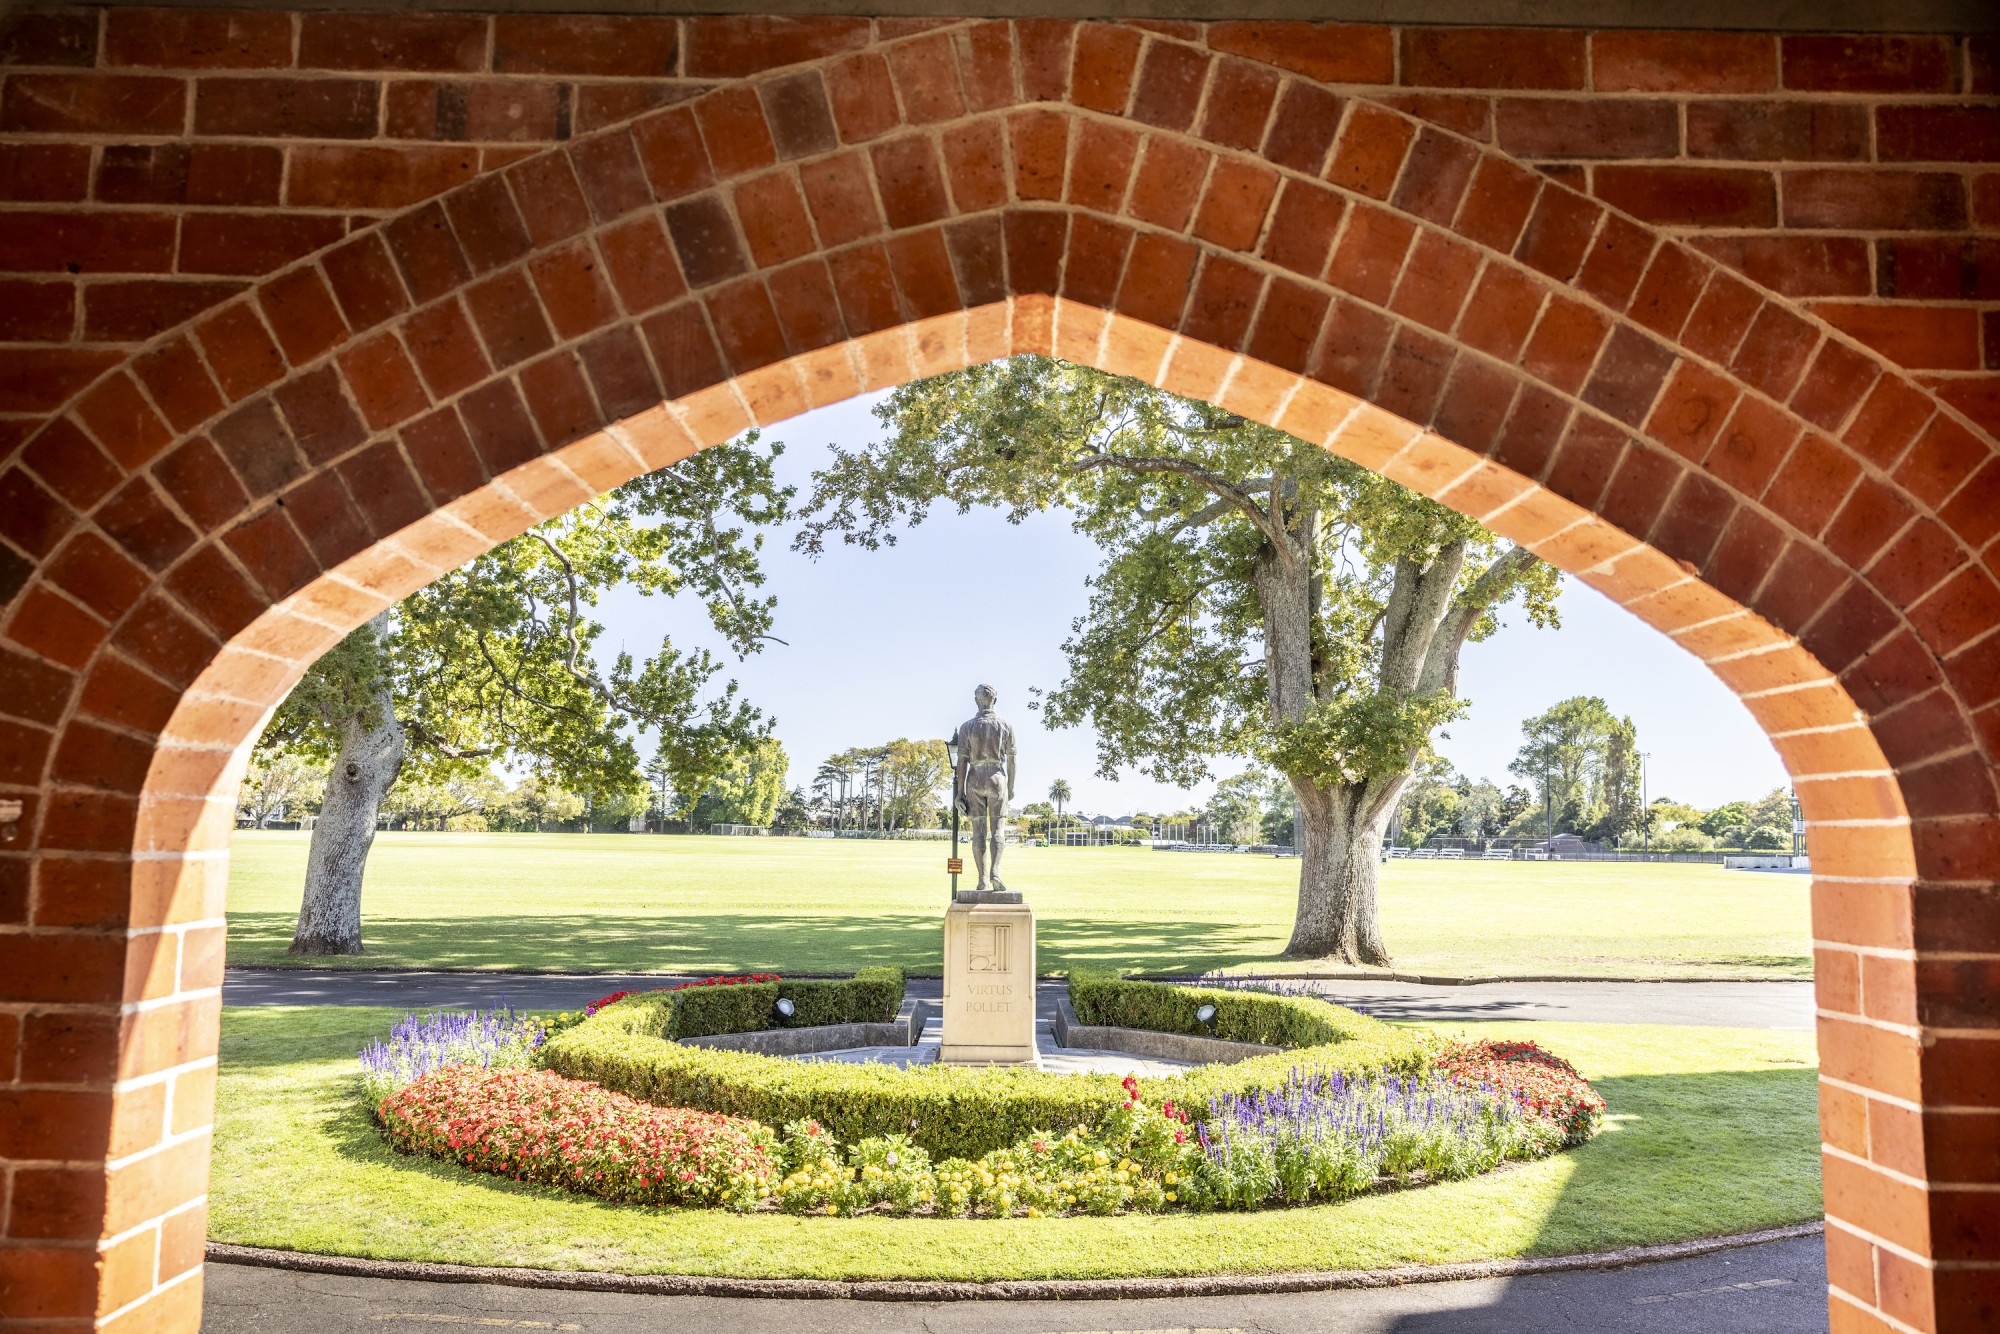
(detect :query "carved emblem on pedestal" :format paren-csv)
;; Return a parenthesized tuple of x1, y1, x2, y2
(968, 924, 1010, 972)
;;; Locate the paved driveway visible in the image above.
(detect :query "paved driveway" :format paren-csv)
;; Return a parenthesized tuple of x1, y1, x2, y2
(201, 1234, 1830, 1333)
(223, 970, 1816, 1030)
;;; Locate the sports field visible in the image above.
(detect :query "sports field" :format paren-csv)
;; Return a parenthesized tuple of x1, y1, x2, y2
(225, 832, 1811, 979)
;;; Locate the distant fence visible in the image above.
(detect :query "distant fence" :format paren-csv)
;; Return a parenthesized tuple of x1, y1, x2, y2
(1389, 846, 1736, 865)
(805, 828, 953, 840)
(1152, 841, 1299, 856)
(1146, 839, 1743, 865)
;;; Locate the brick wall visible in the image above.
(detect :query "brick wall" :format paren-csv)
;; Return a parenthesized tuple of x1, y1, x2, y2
(1, 12, 1996, 457)
(1, 11, 1997, 1333)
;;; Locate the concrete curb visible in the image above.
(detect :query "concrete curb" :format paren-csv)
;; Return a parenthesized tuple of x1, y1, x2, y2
(1051, 994, 1278, 1064)
(684, 998, 935, 1055)
(206, 1222, 1824, 1302)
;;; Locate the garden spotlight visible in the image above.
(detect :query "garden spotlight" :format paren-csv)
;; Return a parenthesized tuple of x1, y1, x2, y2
(1195, 1003, 1218, 1034)
(774, 997, 795, 1023)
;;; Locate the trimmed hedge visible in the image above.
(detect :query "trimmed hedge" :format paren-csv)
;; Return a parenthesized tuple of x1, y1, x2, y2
(542, 1026, 1123, 1161)
(601, 967, 906, 1042)
(776, 968, 904, 1029)
(1068, 968, 1378, 1048)
(538, 968, 1426, 1162)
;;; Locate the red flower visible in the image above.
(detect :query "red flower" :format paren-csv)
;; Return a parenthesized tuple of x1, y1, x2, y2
(1434, 1038, 1606, 1144)
(376, 1066, 771, 1209)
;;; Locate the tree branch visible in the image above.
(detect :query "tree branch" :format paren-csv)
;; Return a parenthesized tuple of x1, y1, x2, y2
(1378, 542, 1469, 696)
(399, 719, 497, 761)
(1071, 451, 1283, 545)
(1434, 546, 1540, 665)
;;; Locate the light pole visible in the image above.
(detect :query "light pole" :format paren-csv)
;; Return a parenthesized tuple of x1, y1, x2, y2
(1544, 760, 1554, 856)
(1640, 751, 1651, 856)
(944, 730, 962, 900)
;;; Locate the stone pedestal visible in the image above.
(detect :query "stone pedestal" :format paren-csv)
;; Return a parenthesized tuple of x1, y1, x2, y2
(939, 897, 1038, 1066)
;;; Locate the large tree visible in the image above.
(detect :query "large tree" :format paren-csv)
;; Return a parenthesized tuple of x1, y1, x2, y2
(260, 433, 791, 954)
(798, 358, 1557, 962)
(235, 752, 325, 829)
(1507, 696, 1639, 843)
(880, 738, 951, 829)
(1048, 778, 1072, 819)
(693, 737, 790, 829)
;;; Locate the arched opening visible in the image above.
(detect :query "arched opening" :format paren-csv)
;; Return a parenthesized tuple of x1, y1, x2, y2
(5, 30, 1993, 1326)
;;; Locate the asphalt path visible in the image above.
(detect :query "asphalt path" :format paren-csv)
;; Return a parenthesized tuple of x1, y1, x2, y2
(200, 1235, 1830, 1333)
(222, 970, 1816, 1030)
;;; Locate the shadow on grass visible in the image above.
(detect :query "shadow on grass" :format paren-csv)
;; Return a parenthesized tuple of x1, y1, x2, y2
(1709, 954, 1814, 971)
(1384, 1063, 1826, 1333)
(224, 911, 1286, 976)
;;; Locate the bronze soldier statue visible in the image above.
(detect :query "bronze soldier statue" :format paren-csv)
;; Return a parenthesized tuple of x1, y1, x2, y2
(952, 684, 1017, 894)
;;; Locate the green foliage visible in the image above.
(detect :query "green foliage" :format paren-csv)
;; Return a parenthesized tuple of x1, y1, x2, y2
(811, 740, 952, 831)
(1203, 771, 1271, 845)
(663, 982, 781, 1039)
(1387, 754, 1468, 847)
(1697, 800, 1753, 841)
(235, 752, 326, 827)
(540, 971, 1426, 1162)
(260, 431, 792, 810)
(770, 786, 811, 834)
(1652, 825, 1716, 853)
(1261, 690, 1469, 793)
(1592, 717, 1641, 845)
(1745, 825, 1791, 851)
(794, 355, 1564, 960)
(377, 769, 505, 831)
(778, 968, 905, 1027)
(541, 1023, 1124, 1161)
(847, 1134, 938, 1214)
(795, 357, 1553, 797)
(1508, 696, 1639, 840)
(602, 968, 906, 1041)
(694, 737, 790, 828)
(1048, 778, 1072, 817)
(214, 1005, 1829, 1279)
(485, 775, 586, 831)
(1649, 797, 1702, 825)
(1066, 968, 1421, 1053)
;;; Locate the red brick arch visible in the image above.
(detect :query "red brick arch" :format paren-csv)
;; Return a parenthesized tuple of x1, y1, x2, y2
(3, 21, 1998, 1332)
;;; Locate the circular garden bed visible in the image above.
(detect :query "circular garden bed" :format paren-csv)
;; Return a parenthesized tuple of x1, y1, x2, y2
(358, 969, 1605, 1220)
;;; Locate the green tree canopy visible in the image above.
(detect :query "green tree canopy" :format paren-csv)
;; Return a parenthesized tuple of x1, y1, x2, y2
(797, 356, 1556, 960)
(694, 737, 790, 828)
(263, 432, 792, 953)
(1507, 696, 1639, 842)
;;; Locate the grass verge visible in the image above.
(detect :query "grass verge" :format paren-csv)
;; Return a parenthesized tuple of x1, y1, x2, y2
(209, 1006, 1821, 1279)
(225, 832, 1812, 979)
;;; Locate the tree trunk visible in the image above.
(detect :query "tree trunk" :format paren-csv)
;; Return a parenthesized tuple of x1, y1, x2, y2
(1252, 542, 1399, 962)
(290, 614, 404, 956)
(1283, 781, 1392, 963)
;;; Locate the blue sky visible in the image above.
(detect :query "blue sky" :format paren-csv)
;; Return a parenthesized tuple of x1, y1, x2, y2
(597, 390, 1790, 815)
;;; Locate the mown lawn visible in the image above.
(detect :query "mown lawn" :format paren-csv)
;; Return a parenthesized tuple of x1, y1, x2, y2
(209, 1005, 1821, 1279)
(226, 831, 1812, 979)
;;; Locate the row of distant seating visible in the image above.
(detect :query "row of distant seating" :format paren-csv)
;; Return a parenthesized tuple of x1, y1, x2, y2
(1387, 846, 1520, 860)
